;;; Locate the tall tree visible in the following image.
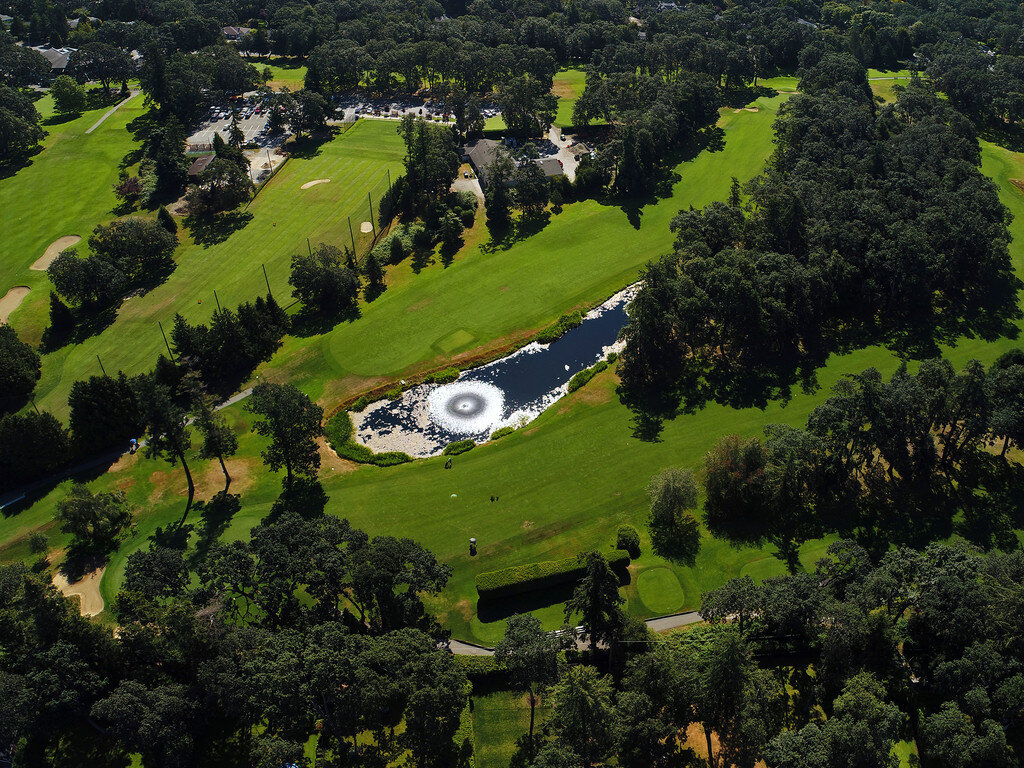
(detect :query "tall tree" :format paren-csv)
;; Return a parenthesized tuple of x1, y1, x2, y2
(245, 382, 323, 485)
(494, 614, 561, 753)
(564, 551, 624, 653)
(136, 377, 196, 520)
(548, 666, 615, 768)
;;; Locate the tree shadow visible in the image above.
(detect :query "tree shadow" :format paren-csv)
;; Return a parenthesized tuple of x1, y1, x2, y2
(151, 520, 194, 549)
(0, 144, 43, 181)
(479, 212, 551, 253)
(191, 492, 242, 562)
(186, 209, 254, 247)
(476, 561, 630, 623)
(59, 550, 109, 583)
(287, 127, 338, 159)
(289, 303, 361, 338)
(43, 112, 80, 126)
(267, 477, 328, 521)
(410, 246, 435, 274)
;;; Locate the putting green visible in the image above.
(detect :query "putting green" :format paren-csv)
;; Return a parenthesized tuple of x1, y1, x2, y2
(434, 329, 477, 354)
(637, 567, 686, 614)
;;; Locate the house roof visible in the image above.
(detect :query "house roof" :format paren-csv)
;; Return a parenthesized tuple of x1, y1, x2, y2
(462, 138, 503, 172)
(187, 154, 215, 176)
(534, 157, 564, 177)
(31, 46, 75, 70)
(222, 26, 253, 37)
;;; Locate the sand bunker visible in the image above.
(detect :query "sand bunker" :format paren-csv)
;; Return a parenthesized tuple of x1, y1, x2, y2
(301, 178, 331, 189)
(360, 221, 374, 233)
(31, 235, 81, 271)
(732, 107, 761, 113)
(53, 567, 105, 616)
(0, 286, 29, 323)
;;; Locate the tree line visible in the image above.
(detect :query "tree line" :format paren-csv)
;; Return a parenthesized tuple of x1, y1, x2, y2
(619, 52, 1020, 414)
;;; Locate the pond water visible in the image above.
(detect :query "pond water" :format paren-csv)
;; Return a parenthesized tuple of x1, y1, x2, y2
(352, 284, 638, 457)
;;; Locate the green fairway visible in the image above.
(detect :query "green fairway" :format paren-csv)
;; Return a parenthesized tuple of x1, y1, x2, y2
(0, 92, 146, 335)
(7, 89, 1024, 646)
(263, 61, 308, 91)
(27, 118, 404, 416)
(484, 67, 602, 131)
(471, 690, 547, 768)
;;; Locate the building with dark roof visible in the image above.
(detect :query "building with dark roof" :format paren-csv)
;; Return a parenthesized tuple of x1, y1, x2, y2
(461, 138, 504, 189)
(222, 26, 253, 40)
(534, 157, 564, 178)
(31, 46, 75, 72)
(187, 154, 216, 178)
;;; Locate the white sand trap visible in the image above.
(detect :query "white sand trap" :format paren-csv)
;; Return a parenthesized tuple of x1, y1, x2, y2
(53, 567, 105, 616)
(732, 107, 760, 113)
(360, 221, 374, 233)
(32, 235, 81, 271)
(0, 286, 30, 323)
(301, 178, 331, 189)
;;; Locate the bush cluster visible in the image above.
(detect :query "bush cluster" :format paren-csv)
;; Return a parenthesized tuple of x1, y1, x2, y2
(328, 416, 413, 467)
(616, 524, 641, 558)
(324, 411, 353, 454)
(476, 550, 630, 599)
(489, 426, 514, 441)
(567, 359, 609, 393)
(425, 367, 460, 384)
(443, 439, 476, 456)
(535, 310, 583, 344)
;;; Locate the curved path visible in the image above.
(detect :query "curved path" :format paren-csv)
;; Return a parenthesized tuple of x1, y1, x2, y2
(447, 610, 703, 655)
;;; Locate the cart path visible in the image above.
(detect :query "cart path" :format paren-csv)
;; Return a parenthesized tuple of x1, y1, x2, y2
(85, 90, 139, 135)
(447, 610, 704, 655)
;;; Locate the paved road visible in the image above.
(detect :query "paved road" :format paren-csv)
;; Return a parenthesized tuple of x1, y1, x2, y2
(85, 90, 139, 135)
(446, 610, 703, 655)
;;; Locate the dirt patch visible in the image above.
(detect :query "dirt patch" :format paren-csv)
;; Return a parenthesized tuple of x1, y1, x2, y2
(199, 457, 257, 495)
(453, 598, 474, 622)
(0, 286, 30, 323)
(301, 178, 331, 189)
(53, 567, 105, 616)
(360, 221, 374, 233)
(31, 235, 81, 271)
(1012, 179, 1024, 194)
(522, 520, 534, 529)
(551, 80, 576, 99)
(406, 297, 432, 313)
(318, 437, 359, 474)
(732, 107, 761, 113)
(109, 449, 139, 473)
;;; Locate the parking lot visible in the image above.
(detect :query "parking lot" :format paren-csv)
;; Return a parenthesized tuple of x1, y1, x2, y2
(187, 98, 272, 149)
(330, 94, 501, 125)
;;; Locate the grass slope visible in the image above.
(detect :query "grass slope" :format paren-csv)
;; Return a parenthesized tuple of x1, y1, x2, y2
(28, 118, 405, 416)
(0, 93, 145, 333)
(7, 94, 1024, 647)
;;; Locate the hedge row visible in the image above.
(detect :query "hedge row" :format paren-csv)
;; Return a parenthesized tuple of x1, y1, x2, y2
(443, 439, 476, 456)
(324, 411, 354, 454)
(336, 441, 413, 467)
(535, 310, 583, 344)
(490, 426, 514, 441)
(476, 550, 630, 599)
(567, 359, 609, 393)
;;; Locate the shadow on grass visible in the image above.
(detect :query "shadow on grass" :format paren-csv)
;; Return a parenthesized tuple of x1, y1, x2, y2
(190, 492, 242, 563)
(42, 112, 80, 126)
(480, 212, 551, 253)
(0, 144, 43, 181)
(186, 209, 254, 247)
(289, 303, 361, 338)
(476, 561, 630, 623)
(287, 127, 339, 159)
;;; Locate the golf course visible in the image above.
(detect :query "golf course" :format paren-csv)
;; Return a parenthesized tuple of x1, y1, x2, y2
(5, 75, 1024, 646)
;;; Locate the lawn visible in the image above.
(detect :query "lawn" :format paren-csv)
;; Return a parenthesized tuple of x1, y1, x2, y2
(6, 90, 1024, 647)
(0, 91, 146, 335)
(26, 118, 405, 416)
(484, 66, 601, 131)
(262, 61, 308, 92)
(471, 690, 547, 768)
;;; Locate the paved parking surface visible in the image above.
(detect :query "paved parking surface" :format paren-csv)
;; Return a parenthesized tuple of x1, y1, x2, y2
(189, 111, 270, 147)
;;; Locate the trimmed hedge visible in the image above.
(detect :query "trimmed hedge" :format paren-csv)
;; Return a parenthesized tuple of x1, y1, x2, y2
(535, 310, 583, 344)
(324, 411, 353, 454)
(490, 426, 514, 441)
(476, 550, 630, 599)
(427, 367, 460, 384)
(335, 435, 413, 467)
(567, 359, 609, 393)
(443, 439, 476, 456)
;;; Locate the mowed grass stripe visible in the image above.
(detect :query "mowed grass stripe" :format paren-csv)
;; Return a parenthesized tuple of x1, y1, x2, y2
(30, 119, 405, 415)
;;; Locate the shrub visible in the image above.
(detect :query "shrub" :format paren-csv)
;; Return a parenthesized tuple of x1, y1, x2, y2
(443, 439, 476, 456)
(156, 205, 178, 235)
(426, 367, 459, 385)
(535, 310, 583, 344)
(372, 451, 413, 466)
(412, 223, 432, 249)
(566, 360, 608, 393)
(351, 395, 372, 412)
(324, 411, 353, 453)
(616, 525, 641, 558)
(459, 209, 476, 228)
(490, 426, 514, 441)
(385, 386, 403, 400)
(389, 234, 407, 264)
(476, 550, 630, 599)
(338, 441, 374, 463)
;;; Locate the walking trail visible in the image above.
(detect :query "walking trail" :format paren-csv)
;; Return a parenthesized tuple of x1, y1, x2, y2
(85, 90, 139, 135)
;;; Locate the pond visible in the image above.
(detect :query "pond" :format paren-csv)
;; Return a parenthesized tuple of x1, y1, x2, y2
(351, 284, 638, 457)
